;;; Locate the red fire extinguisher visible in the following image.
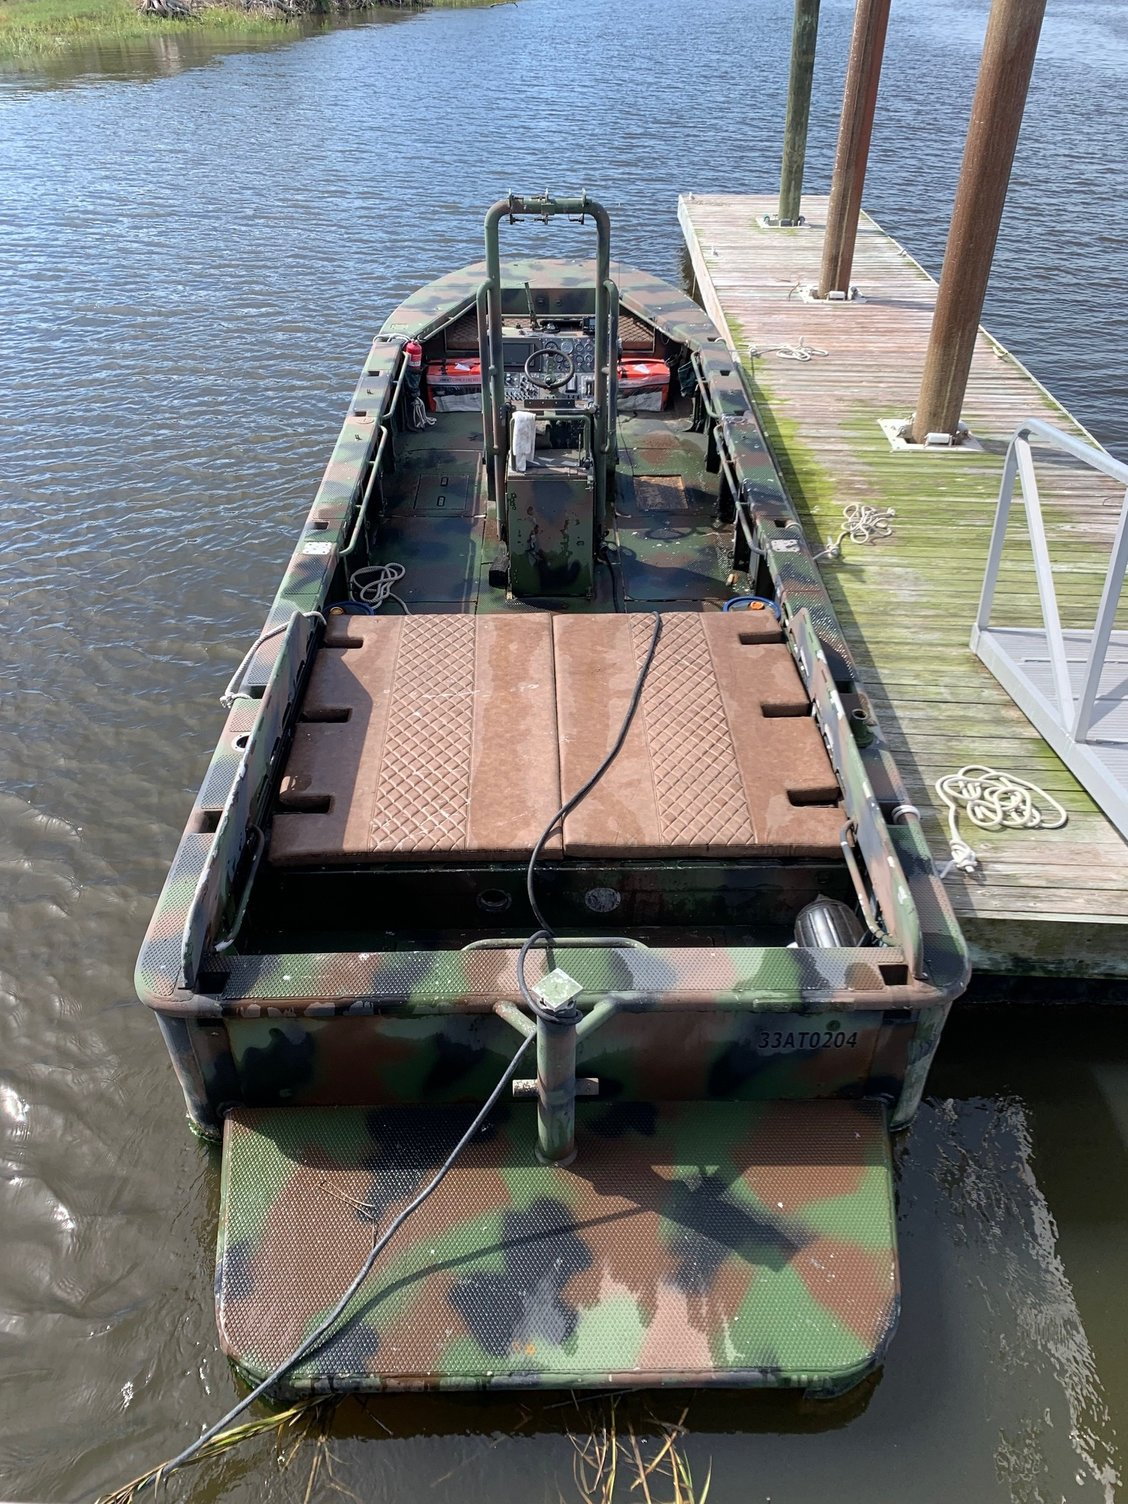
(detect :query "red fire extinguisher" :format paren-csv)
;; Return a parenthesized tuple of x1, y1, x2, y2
(404, 338, 427, 429)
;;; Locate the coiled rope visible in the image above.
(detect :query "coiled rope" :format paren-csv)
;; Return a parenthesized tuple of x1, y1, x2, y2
(350, 561, 410, 613)
(747, 335, 828, 363)
(410, 394, 436, 431)
(813, 503, 896, 562)
(935, 764, 1068, 877)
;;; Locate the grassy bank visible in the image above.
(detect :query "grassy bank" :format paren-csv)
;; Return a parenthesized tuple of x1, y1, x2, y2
(0, 0, 499, 61)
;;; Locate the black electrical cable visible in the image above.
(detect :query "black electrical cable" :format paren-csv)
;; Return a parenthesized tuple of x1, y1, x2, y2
(133, 611, 663, 1495)
(144, 1029, 534, 1491)
(517, 610, 662, 1024)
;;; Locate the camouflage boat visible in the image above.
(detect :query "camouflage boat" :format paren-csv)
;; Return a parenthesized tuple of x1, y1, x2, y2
(137, 194, 969, 1399)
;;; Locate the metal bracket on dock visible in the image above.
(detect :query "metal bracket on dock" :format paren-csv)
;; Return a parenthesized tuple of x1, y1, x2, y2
(878, 417, 984, 453)
(758, 213, 807, 228)
(793, 281, 865, 303)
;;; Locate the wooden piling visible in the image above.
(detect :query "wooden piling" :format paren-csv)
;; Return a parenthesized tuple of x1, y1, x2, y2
(778, 0, 821, 225)
(911, 0, 1048, 442)
(817, 0, 891, 298)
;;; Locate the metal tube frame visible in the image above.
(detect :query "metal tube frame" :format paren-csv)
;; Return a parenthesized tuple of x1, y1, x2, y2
(536, 1013, 579, 1165)
(340, 344, 410, 560)
(493, 991, 622, 1164)
(973, 417, 1128, 744)
(481, 194, 614, 532)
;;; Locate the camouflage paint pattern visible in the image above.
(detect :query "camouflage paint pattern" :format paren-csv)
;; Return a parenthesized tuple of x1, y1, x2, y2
(136, 251, 967, 1107)
(135, 227, 970, 1391)
(147, 943, 940, 1138)
(217, 1098, 897, 1394)
(221, 1002, 921, 1106)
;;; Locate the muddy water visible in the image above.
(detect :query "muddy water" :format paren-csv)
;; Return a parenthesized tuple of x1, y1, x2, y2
(2, 0, 1127, 1498)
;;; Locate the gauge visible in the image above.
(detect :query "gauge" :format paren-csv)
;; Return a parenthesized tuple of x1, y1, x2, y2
(558, 338, 574, 354)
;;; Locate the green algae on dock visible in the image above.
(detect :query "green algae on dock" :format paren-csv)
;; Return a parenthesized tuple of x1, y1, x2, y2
(680, 191, 1128, 981)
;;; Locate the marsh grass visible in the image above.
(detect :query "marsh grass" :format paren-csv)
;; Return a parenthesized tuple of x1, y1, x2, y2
(0, 0, 284, 57)
(566, 1399, 713, 1504)
(95, 1391, 713, 1504)
(96, 1397, 342, 1504)
(0, 0, 505, 60)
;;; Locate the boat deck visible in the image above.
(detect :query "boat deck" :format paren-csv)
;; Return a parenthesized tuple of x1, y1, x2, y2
(374, 405, 733, 615)
(255, 395, 859, 943)
(271, 609, 844, 867)
(679, 193, 1128, 981)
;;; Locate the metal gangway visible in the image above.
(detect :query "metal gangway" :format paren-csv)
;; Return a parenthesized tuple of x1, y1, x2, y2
(972, 418, 1128, 839)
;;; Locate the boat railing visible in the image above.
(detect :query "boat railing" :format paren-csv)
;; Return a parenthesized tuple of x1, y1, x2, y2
(179, 611, 317, 989)
(792, 608, 925, 979)
(971, 417, 1128, 838)
(340, 343, 410, 560)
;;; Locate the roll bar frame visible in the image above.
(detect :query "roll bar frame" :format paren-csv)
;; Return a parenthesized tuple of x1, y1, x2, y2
(479, 193, 617, 535)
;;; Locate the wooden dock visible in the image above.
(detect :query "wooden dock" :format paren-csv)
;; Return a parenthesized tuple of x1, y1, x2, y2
(679, 193, 1128, 981)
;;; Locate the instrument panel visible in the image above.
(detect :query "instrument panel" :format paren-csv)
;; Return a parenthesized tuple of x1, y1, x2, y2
(502, 325, 597, 406)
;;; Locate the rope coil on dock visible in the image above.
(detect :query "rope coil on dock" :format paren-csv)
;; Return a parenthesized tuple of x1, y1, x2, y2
(813, 503, 896, 561)
(747, 335, 828, 362)
(935, 764, 1068, 878)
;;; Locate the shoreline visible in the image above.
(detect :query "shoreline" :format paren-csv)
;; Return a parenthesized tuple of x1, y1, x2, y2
(0, 0, 502, 62)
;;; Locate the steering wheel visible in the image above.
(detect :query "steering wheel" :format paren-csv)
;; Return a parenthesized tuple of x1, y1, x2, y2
(524, 344, 576, 392)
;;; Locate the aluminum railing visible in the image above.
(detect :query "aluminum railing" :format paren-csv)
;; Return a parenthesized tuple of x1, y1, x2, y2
(971, 417, 1128, 835)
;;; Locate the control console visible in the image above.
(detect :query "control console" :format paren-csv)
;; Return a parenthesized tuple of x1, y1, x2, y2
(501, 323, 597, 407)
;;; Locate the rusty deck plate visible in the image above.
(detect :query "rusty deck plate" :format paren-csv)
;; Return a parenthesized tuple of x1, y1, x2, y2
(270, 610, 843, 866)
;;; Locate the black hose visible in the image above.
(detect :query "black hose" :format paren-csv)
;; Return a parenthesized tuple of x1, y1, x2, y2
(148, 1030, 534, 1490)
(516, 610, 662, 1024)
(156, 610, 662, 1487)
(134, 615, 663, 1494)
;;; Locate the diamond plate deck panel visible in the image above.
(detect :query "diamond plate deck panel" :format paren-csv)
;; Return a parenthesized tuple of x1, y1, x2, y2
(217, 1099, 896, 1392)
(271, 614, 563, 864)
(555, 612, 843, 857)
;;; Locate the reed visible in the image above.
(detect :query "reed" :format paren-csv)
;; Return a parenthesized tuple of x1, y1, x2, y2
(0, 0, 506, 61)
(95, 1397, 339, 1504)
(565, 1399, 712, 1504)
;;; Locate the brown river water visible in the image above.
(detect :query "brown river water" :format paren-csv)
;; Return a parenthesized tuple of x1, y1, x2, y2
(2, 0, 1128, 1498)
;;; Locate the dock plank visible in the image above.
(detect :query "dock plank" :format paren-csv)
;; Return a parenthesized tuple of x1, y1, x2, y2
(680, 193, 1128, 976)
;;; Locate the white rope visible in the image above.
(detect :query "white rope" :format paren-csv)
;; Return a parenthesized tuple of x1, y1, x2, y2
(934, 764, 1068, 878)
(777, 336, 828, 362)
(411, 395, 436, 430)
(220, 611, 325, 709)
(350, 561, 410, 614)
(813, 502, 896, 561)
(747, 335, 828, 363)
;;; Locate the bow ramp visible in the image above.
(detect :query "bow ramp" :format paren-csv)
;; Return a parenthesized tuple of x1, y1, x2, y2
(218, 1100, 896, 1393)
